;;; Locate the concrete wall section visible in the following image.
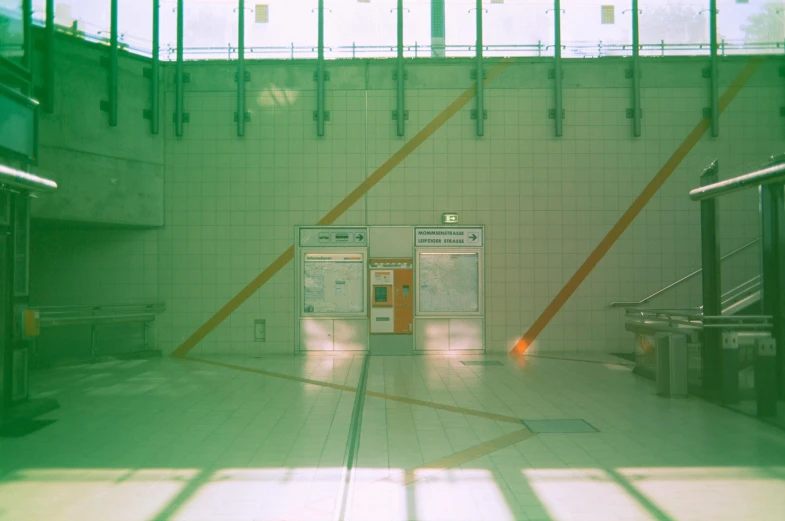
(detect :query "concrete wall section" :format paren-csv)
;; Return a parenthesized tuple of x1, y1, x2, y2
(30, 33, 164, 227)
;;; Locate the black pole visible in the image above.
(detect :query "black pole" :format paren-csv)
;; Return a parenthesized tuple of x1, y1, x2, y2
(699, 160, 722, 399)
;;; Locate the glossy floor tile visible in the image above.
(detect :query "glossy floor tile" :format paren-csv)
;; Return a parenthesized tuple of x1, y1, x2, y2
(1, 353, 784, 521)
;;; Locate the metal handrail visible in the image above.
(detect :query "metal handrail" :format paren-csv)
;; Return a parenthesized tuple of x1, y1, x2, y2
(689, 159, 785, 201)
(609, 238, 760, 307)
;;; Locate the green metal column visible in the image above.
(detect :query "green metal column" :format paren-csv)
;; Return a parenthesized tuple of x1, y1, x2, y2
(109, 0, 118, 127)
(760, 155, 785, 400)
(553, 0, 563, 137)
(175, 0, 184, 137)
(237, 0, 246, 137)
(22, 0, 32, 97)
(395, 0, 405, 137)
(44, 0, 55, 113)
(709, 0, 719, 137)
(699, 160, 722, 399)
(631, 0, 641, 137)
(315, 0, 326, 137)
(151, 0, 160, 134)
(474, 0, 484, 137)
(431, 0, 445, 57)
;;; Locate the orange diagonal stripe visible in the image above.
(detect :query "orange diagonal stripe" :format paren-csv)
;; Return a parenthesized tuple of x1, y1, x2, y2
(511, 56, 764, 356)
(173, 59, 514, 357)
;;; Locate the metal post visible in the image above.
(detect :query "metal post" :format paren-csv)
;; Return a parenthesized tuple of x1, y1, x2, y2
(175, 0, 184, 137)
(151, 0, 160, 134)
(709, 0, 719, 137)
(554, 0, 563, 137)
(44, 0, 55, 113)
(316, 0, 325, 137)
(237, 0, 246, 137)
(699, 160, 722, 399)
(109, 0, 118, 127)
(431, 0, 445, 57)
(395, 0, 405, 137)
(631, 0, 641, 137)
(760, 178, 785, 399)
(475, 0, 484, 137)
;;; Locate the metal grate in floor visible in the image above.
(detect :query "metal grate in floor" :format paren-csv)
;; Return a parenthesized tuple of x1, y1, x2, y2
(461, 360, 503, 366)
(522, 419, 599, 433)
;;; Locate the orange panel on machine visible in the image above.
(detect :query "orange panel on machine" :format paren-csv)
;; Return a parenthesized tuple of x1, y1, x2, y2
(393, 268, 413, 334)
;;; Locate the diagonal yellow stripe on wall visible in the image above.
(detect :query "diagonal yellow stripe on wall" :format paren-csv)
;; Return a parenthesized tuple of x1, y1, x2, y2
(510, 56, 765, 355)
(172, 59, 514, 357)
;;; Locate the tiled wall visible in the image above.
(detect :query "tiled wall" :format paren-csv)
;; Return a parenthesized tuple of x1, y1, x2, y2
(156, 57, 781, 356)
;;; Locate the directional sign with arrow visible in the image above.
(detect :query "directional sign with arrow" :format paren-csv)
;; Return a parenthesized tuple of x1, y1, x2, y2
(468, 233, 478, 242)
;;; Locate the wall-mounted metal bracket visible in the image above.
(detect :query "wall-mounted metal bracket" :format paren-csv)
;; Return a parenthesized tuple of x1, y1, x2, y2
(313, 111, 331, 122)
(392, 70, 408, 80)
(625, 68, 642, 79)
(235, 71, 250, 82)
(779, 66, 785, 78)
(548, 109, 565, 120)
(143, 67, 152, 79)
(702, 67, 712, 79)
(780, 107, 785, 117)
(174, 72, 190, 83)
(391, 110, 409, 121)
(234, 112, 251, 122)
(626, 108, 642, 119)
(143, 109, 152, 120)
(548, 69, 564, 79)
(313, 71, 330, 81)
(99, 100, 109, 112)
(173, 113, 190, 123)
(703, 107, 712, 119)
(471, 109, 487, 120)
(470, 69, 486, 80)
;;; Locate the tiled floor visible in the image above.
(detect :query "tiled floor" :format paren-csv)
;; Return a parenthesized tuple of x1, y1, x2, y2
(1, 353, 784, 521)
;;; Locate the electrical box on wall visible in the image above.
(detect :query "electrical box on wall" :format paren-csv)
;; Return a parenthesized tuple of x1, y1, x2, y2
(254, 319, 266, 342)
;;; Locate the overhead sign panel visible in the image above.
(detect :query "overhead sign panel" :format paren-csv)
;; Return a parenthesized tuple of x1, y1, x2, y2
(299, 227, 368, 247)
(414, 227, 482, 247)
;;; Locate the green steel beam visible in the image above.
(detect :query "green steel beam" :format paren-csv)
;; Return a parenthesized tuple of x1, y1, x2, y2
(553, 0, 563, 137)
(316, 0, 326, 137)
(109, 0, 118, 126)
(631, 0, 641, 137)
(44, 0, 54, 113)
(22, 0, 32, 97)
(431, 0, 445, 57)
(709, 0, 719, 137)
(175, 0, 184, 137)
(237, 0, 246, 137)
(151, 0, 160, 134)
(395, 0, 405, 137)
(475, 0, 484, 137)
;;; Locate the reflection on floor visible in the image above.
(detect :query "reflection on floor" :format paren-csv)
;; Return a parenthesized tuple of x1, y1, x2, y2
(1, 352, 784, 521)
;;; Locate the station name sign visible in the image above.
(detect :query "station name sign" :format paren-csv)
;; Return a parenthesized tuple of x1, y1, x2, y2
(415, 227, 483, 247)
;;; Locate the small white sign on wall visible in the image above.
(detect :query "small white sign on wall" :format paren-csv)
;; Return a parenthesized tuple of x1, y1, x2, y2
(414, 227, 483, 247)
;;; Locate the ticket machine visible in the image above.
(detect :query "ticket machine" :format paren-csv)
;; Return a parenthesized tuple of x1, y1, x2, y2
(370, 260, 413, 335)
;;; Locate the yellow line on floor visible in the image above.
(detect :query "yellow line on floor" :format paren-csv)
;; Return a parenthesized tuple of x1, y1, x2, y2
(401, 428, 535, 485)
(510, 56, 765, 356)
(179, 356, 526, 424)
(278, 428, 535, 521)
(365, 390, 525, 425)
(171, 59, 515, 358)
(179, 356, 358, 392)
